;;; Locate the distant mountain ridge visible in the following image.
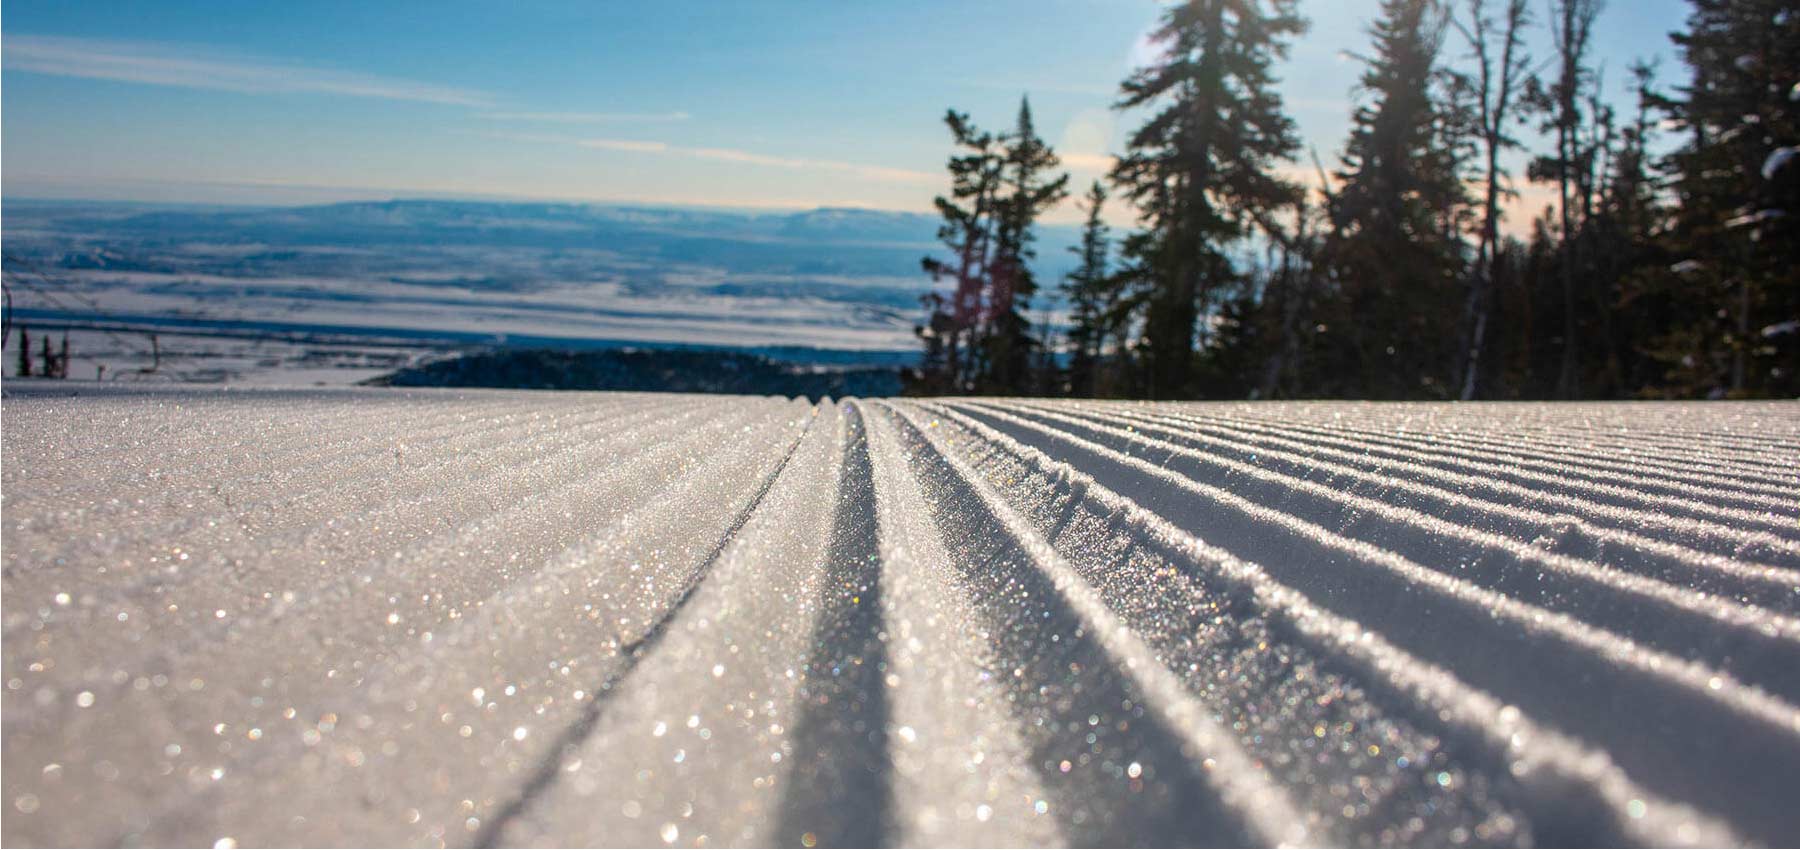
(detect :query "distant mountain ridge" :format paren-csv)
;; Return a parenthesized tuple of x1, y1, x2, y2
(5, 198, 1083, 365)
(5, 197, 1079, 284)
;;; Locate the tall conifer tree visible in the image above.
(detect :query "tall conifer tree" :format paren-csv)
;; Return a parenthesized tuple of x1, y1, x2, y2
(1652, 0, 1799, 396)
(1318, 0, 1470, 398)
(1112, 0, 1308, 398)
(987, 98, 1070, 393)
(1062, 181, 1114, 397)
(918, 111, 1005, 393)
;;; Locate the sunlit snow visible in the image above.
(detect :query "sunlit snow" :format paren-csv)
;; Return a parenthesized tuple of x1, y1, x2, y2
(2, 384, 1796, 846)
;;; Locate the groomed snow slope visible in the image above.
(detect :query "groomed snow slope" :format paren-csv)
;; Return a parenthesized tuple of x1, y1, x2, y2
(3, 384, 1796, 847)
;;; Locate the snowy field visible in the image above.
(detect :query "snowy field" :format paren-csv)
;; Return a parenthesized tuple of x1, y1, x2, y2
(1, 328, 441, 387)
(1, 200, 958, 368)
(2, 384, 1797, 847)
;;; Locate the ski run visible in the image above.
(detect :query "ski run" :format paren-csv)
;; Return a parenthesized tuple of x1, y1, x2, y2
(3, 384, 1797, 847)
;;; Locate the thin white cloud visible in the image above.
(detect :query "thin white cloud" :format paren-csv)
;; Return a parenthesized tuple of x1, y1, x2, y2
(2, 34, 491, 107)
(2, 170, 879, 212)
(480, 110, 692, 124)
(482, 130, 936, 185)
(663, 143, 936, 184)
(578, 138, 673, 154)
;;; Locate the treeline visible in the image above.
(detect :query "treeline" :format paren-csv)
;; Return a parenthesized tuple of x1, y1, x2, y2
(11, 327, 73, 379)
(906, 0, 1799, 400)
(377, 348, 903, 400)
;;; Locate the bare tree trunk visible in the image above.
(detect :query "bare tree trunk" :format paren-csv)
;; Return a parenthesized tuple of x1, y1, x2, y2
(1455, 0, 1528, 400)
(1557, 117, 1581, 399)
(1548, 0, 1599, 400)
(1732, 279, 1749, 394)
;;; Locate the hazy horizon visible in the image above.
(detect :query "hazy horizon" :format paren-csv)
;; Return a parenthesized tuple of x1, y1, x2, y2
(4, 0, 1689, 227)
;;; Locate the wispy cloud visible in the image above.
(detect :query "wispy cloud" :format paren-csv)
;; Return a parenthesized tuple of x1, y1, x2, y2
(577, 138, 673, 154)
(618, 140, 936, 184)
(2, 34, 492, 107)
(480, 130, 936, 185)
(479, 110, 692, 124)
(2, 170, 877, 212)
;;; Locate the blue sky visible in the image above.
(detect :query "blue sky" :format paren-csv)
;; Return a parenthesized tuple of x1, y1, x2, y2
(3, 0, 1690, 223)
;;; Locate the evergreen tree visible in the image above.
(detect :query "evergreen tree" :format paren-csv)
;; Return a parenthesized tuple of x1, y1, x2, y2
(913, 103, 1068, 395)
(911, 291, 957, 395)
(917, 111, 1005, 393)
(1112, 0, 1308, 398)
(1317, 0, 1471, 398)
(1252, 183, 1327, 398)
(1588, 61, 1671, 394)
(1651, 0, 1800, 397)
(986, 97, 1070, 393)
(904, 0, 1799, 402)
(1062, 181, 1114, 397)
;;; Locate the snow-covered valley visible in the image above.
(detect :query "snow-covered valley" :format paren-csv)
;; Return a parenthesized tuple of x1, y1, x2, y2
(2, 385, 1796, 846)
(2, 200, 1043, 383)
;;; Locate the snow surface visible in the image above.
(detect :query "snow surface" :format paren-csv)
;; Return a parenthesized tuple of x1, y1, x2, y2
(2, 384, 1797, 847)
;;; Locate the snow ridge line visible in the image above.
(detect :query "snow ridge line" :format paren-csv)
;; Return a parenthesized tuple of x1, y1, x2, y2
(3, 390, 628, 492)
(1324, 399, 1800, 448)
(912, 408, 1525, 844)
(876, 400, 1317, 848)
(1355, 409, 1798, 482)
(501, 402, 853, 847)
(473, 404, 816, 848)
(0, 396, 698, 584)
(966, 400, 1800, 613)
(1085, 402, 1799, 532)
(767, 403, 894, 847)
(80, 400, 812, 845)
(0, 389, 423, 476)
(858, 402, 1067, 847)
(1489, 414, 1800, 457)
(1124, 404, 1800, 511)
(1189, 402, 1800, 491)
(941, 401, 1800, 739)
(1008, 400, 1800, 570)
(1, 397, 731, 648)
(919, 401, 1742, 848)
(154, 401, 780, 703)
(392, 399, 808, 661)
(0, 392, 685, 561)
